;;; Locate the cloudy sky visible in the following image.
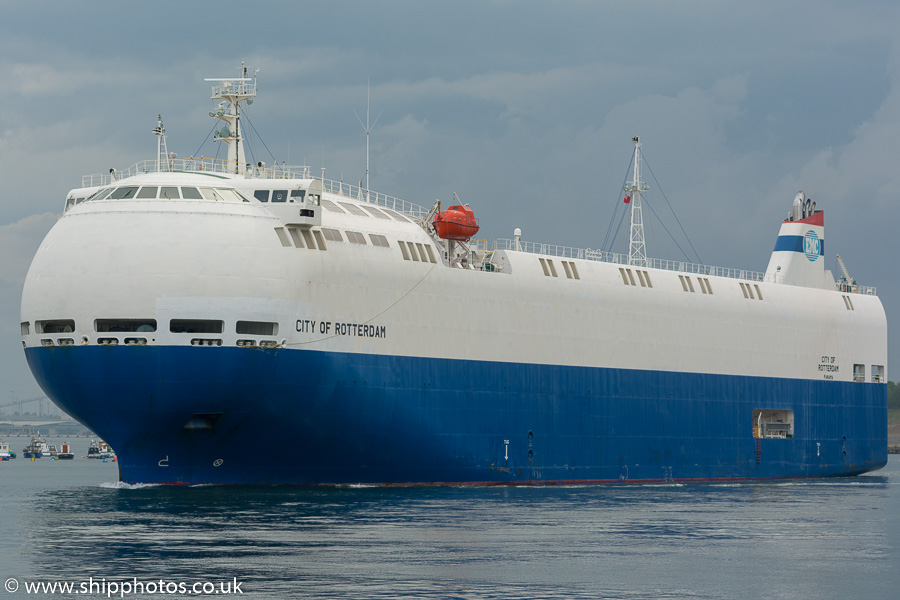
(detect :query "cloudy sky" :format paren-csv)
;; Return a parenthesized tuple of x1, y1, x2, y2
(2, 0, 899, 405)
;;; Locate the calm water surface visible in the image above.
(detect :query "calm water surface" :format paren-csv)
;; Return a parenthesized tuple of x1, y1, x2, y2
(1, 437, 898, 599)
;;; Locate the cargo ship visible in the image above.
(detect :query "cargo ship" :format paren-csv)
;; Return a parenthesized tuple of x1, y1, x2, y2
(20, 69, 887, 485)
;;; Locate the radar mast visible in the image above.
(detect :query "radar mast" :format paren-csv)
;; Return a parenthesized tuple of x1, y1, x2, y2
(152, 115, 171, 173)
(205, 64, 258, 175)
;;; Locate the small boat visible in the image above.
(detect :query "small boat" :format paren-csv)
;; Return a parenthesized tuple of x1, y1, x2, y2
(0, 442, 15, 460)
(86, 439, 115, 459)
(56, 442, 75, 460)
(22, 436, 50, 459)
(433, 202, 479, 241)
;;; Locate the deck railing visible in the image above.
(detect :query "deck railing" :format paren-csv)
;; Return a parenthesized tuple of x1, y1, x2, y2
(81, 157, 314, 188)
(475, 238, 876, 293)
(320, 179, 429, 219)
(82, 157, 431, 219)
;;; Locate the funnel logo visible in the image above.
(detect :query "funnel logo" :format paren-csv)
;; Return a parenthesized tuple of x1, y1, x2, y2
(804, 230, 820, 262)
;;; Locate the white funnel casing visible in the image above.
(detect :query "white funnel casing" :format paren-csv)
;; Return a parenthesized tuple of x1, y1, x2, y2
(764, 191, 832, 289)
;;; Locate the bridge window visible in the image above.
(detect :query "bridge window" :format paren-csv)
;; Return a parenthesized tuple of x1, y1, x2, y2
(20, 322, 29, 335)
(160, 187, 180, 199)
(181, 187, 203, 199)
(109, 187, 139, 199)
(218, 188, 249, 203)
(254, 190, 270, 203)
(137, 187, 158, 199)
(290, 190, 306, 203)
(872, 365, 885, 383)
(271, 190, 288, 203)
(90, 188, 114, 201)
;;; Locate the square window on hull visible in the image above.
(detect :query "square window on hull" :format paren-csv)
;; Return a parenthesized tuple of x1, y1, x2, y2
(36, 320, 76, 334)
(95, 319, 157, 333)
(236, 321, 278, 336)
(170, 319, 223, 334)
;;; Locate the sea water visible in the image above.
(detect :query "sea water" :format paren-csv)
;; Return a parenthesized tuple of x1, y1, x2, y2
(1, 437, 898, 599)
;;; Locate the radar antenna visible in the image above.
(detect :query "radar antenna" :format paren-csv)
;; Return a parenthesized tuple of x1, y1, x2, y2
(626, 136, 649, 267)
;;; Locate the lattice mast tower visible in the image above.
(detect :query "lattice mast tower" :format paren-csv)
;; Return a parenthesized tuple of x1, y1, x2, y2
(626, 136, 649, 267)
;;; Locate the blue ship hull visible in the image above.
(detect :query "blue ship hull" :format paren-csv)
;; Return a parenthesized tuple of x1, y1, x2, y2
(25, 345, 887, 485)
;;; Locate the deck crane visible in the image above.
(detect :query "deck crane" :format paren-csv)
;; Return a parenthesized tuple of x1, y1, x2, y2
(835, 254, 855, 291)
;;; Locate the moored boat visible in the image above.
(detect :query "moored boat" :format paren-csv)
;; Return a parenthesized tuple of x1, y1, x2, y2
(57, 442, 75, 460)
(22, 436, 49, 459)
(86, 439, 114, 459)
(0, 442, 15, 460)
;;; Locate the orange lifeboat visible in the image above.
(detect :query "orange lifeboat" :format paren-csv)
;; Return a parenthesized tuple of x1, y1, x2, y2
(433, 204, 480, 241)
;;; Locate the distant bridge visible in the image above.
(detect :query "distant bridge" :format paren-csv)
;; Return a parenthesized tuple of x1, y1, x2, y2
(0, 395, 49, 410)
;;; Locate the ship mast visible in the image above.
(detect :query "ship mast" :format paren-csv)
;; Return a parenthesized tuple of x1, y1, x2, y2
(205, 64, 258, 176)
(625, 136, 649, 267)
(152, 115, 169, 173)
(355, 80, 382, 201)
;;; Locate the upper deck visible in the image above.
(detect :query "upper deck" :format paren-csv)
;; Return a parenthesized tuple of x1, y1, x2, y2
(77, 157, 877, 296)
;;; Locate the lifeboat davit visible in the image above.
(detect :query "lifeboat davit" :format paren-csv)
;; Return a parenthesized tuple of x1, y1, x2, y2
(433, 204, 480, 241)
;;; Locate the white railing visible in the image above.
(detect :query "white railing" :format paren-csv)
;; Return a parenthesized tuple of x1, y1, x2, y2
(477, 238, 876, 292)
(835, 281, 877, 295)
(320, 179, 429, 219)
(81, 157, 430, 219)
(485, 238, 768, 281)
(82, 157, 313, 187)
